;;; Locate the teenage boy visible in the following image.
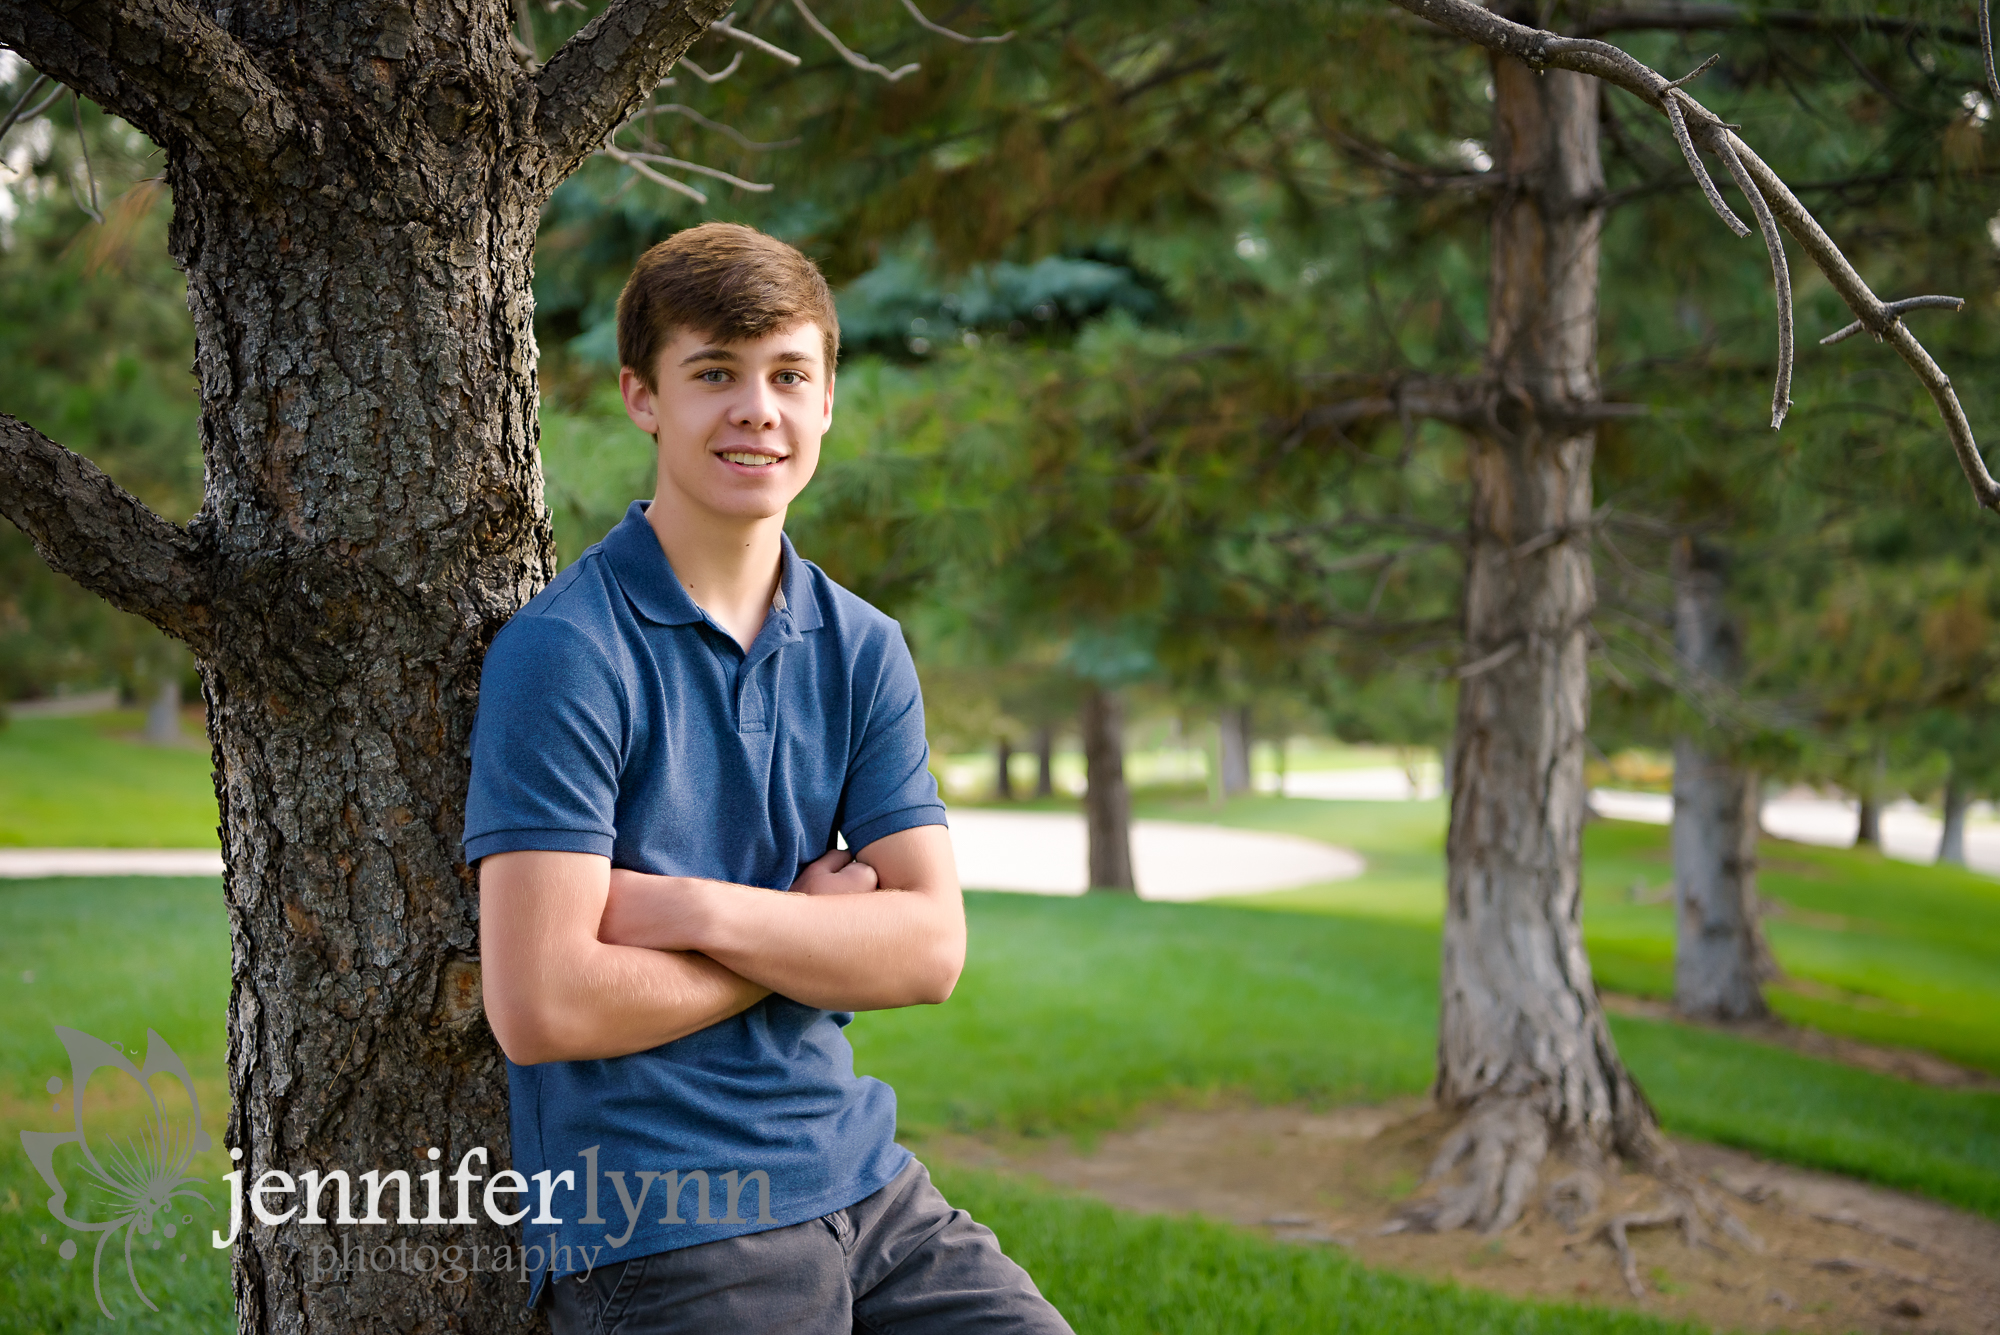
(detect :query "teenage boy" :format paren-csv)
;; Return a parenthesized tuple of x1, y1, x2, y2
(464, 223, 1072, 1333)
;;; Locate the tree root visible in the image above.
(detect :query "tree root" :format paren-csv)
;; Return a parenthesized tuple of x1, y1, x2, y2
(1384, 1096, 1766, 1302)
(1385, 1097, 1550, 1234)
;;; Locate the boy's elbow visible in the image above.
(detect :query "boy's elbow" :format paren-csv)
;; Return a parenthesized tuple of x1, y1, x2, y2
(917, 935, 965, 1005)
(485, 984, 581, 1066)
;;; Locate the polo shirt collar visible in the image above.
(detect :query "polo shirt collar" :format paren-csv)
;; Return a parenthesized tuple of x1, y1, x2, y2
(603, 500, 824, 633)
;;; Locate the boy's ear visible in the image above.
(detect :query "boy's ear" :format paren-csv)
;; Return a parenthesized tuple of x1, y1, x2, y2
(620, 366, 660, 437)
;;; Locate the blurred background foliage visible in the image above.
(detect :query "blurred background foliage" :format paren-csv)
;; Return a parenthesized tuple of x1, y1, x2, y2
(4, 0, 2000, 805)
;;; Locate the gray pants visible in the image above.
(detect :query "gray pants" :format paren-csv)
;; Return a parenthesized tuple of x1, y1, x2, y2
(544, 1159, 1074, 1334)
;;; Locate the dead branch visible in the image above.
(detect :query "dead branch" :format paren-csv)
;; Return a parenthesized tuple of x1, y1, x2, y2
(1820, 295, 1964, 346)
(677, 51, 744, 82)
(598, 142, 708, 202)
(532, 0, 735, 186)
(606, 146, 771, 190)
(711, 15, 803, 66)
(1386, 0, 2000, 513)
(0, 413, 212, 653)
(0, 0, 302, 180)
(626, 102, 801, 149)
(0, 71, 51, 142)
(791, 0, 920, 81)
(898, 0, 1012, 44)
(1983, 0, 1999, 104)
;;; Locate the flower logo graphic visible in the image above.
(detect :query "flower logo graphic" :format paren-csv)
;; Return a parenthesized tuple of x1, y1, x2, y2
(19, 1025, 214, 1318)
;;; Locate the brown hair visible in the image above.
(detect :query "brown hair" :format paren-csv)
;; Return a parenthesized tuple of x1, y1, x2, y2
(616, 222, 840, 388)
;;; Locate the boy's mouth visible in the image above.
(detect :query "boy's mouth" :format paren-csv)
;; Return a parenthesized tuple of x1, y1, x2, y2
(717, 450, 786, 468)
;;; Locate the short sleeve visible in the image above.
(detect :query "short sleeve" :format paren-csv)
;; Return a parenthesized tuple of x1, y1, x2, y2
(463, 615, 628, 863)
(839, 625, 948, 851)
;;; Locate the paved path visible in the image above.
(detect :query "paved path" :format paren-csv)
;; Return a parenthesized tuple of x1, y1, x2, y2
(946, 810, 1363, 900)
(0, 816, 1364, 901)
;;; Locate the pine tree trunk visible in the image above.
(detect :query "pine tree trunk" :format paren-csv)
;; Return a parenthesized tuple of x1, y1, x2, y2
(1034, 725, 1055, 799)
(177, 106, 552, 1335)
(1938, 771, 1970, 866)
(1427, 48, 1660, 1233)
(1669, 537, 1771, 1021)
(1217, 704, 1252, 796)
(995, 735, 1015, 800)
(1081, 686, 1136, 892)
(0, 3, 732, 1329)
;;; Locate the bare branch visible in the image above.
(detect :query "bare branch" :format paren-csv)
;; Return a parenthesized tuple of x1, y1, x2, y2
(0, 72, 51, 143)
(531, 0, 735, 186)
(627, 102, 800, 149)
(0, 414, 212, 653)
(1664, 88, 1747, 236)
(1712, 133, 1791, 428)
(712, 15, 802, 66)
(1387, 0, 2000, 512)
(678, 51, 744, 82)
(598, 143, 708, 201)
(1984, 1, 2000, 105)
(1820, 295, 1965, 347)
(70, 90, 102, 224)
(608, 146, 771, 190)
(898, 0, 1013, 44)
(0, 0, 301, 176)
(790, 0, 921, 81)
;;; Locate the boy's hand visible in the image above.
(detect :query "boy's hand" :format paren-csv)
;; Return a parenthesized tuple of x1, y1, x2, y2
(790, 848, 880, 896)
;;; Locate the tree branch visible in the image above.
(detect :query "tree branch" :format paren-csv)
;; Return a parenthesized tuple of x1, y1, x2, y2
(0, 0, 300, 175)
(0, 414, 213, 653)
(531, 0, 735, 186)
(1385, 0, 2000, 513)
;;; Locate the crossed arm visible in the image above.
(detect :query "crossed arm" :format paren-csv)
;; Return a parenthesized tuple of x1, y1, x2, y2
(479, 824, 964, 1065)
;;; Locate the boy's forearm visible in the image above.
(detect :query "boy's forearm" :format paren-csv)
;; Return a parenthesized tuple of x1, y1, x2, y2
(604, 873, 964, 1010)
(519, 942, 771, 1063)
(479, 849, 771, 1066)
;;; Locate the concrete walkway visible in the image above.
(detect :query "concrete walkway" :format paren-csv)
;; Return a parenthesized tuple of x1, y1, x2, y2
(0, 816, 1364, 901)
(946, 810, 1363, 900)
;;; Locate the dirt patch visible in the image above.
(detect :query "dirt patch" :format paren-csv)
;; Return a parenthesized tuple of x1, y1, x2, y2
(1601, 993, 2000, 1092)
(918, 1098, 2000, 1334)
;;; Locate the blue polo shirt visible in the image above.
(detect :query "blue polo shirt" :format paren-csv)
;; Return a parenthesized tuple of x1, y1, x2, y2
(463, 500, 946, 1302)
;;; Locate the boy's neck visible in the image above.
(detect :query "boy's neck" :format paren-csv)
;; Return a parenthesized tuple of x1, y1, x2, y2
(644, 487, 785, 651)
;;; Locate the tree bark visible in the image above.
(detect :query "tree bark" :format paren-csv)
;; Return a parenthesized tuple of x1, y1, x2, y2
(995, 735, 1015, 800)
(1668, 536, 1772, 1021)
(1426, 46, 1660, 1234)
(1855, 790, 1882, 846)
(1938, 769, 1970, 866)
(1033, 725, 1055, 798)
(0, 2, 733, 1330)
(1217, 704, 1252, 797)
(1081, 685, 1136, 892)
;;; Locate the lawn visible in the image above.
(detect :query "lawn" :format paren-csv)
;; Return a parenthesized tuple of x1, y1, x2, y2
(8, 736, 2000, 1329)
(0, 715, 216, 849)
(1196, 792, 2000, 1076)
(1, 876, 1718, 1335)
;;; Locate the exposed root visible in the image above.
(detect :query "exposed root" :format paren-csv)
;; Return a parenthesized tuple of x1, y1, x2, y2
(1388, 1097, 1550, 1234)
(1602, 1201, 1699, 1297)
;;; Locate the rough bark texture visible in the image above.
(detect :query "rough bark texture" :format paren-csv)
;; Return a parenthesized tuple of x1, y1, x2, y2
(0, 1, 732, 1329)
(1426, 48, 1659, 1234)
(1669, 537, 1772, 1022)
(1081, 686, 1136, 892)
(1937, 771, 1970, 866)
(1217, 704, 1252, 796)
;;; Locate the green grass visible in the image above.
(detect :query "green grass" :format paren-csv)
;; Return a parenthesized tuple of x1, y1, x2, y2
(849, 890, 2000, 1220)
(932, 1165, 1706, 1335)
(0, 715, 217, 849)
(1175, 793, 2000, 1076)
(0, 876, 232, 1333)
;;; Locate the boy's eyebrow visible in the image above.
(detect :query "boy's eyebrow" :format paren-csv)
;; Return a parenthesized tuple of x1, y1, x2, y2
(679, 346, 737, 366)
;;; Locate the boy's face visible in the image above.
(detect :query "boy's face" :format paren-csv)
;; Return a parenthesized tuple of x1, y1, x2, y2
(620, 321, 833, 524)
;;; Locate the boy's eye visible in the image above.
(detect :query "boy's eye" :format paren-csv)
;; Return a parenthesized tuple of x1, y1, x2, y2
(774, 370, 805, 385)
(698, 368, 730, 383)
